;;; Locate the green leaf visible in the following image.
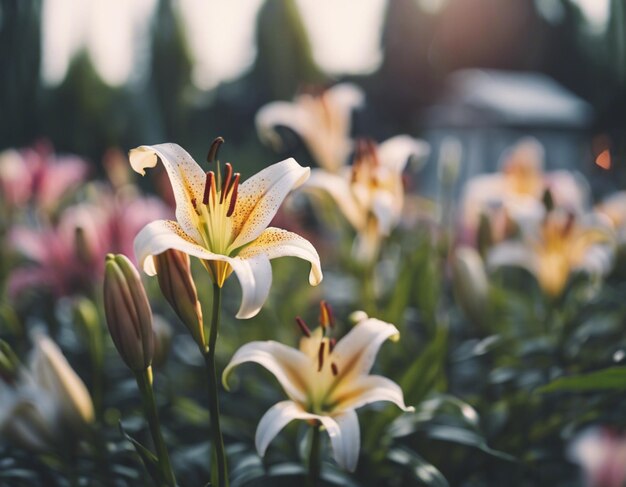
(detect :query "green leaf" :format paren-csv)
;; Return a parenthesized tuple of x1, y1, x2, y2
(118, 421, 166, 486)
(387, 447, 449, 487)
(400, 322, 448, 407)
(538, 366, 626, 393)
(424, 425, 516, 462)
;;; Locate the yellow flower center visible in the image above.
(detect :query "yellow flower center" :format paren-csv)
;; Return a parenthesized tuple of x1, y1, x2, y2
(191, 162, 241, 286)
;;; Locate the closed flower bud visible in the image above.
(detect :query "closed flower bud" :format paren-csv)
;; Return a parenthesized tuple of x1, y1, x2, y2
(104, 254, 154, 371)
(154, 249, 205, 350)
(452, 246, 489, 327)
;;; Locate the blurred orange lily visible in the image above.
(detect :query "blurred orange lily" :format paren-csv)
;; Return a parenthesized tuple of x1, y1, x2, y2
(305, 136, 429, 262)
(488, 210, 615, 296)
(460, 138, 588, 245)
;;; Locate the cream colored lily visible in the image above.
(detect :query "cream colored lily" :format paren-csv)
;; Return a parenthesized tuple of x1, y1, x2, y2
(256, 83, 364, 173)
(304, 136, 429, 262)
(460, 137, 589, 244)
(222, 312, 413, 472)
(129, 143, 323, 319)
(0, 335, 94, 451)
(488, 210, 615, 296)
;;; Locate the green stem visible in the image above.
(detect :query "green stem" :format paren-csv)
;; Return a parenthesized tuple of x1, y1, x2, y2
(307, 424, 321, 487)
(135, 367, 177, 487)
(203, 283, 228, 487)
(361, 263, 378, 316)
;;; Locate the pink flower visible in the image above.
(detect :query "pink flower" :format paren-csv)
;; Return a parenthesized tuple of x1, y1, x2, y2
(569, 427, 626, 487)
(0, 141, 90, 212)
(8, 185, 170, 299)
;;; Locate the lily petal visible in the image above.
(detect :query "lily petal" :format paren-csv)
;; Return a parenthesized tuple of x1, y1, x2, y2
(371, 190, 398, 236)
(255, 400, 321, 456)
(223, 342, 311, 404)
(327, 410, 360, 472)
(228, 253, 273, 319)
(377, 135, 430, 173)
(134, 220, 208, 275)
(487, 241, 539, 275)
(330, 374, 414, 413)
(230, 158, 310, 249)
(331, 318, 400, 380)
(129, 144, 206, 243)
(134, 220, 274, 319)
(305, 169, 367, 231)
(238, 227, 323, 286)
(255, 102, 310, 151)
(255, 403, 358, 471)
(325, 83, 365, 113)
(31, 335, 94, 425)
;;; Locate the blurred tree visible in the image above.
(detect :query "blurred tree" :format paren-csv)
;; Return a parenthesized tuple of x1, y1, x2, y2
(0, 0, 42, 148)
(251, 0, 324, 102)
(148, 0, 193, 145)
(44, 52, 126, 161)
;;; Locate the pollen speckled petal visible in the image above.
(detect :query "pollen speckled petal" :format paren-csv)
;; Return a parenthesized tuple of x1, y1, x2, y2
(229, 158, 310, 250)
(129, 144, 205, 243)
(237, 227, 322, 286)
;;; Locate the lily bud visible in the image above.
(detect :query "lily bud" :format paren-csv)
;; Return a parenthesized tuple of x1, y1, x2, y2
(104, 254, 155, 371)
(452, 246, 489, 327)
(154, 249, 205, 350)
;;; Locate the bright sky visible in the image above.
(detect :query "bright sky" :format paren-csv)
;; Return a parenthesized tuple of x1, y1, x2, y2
(573, 0, 611, 33)
(41, 0, 388, 89)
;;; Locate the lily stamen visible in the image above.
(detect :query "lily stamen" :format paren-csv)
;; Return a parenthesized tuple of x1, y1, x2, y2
(331, 362, 338, 376)
(227, 174, 240, 217)
(319, 300, 335, 329)
(295, 317, 312, 337)
(317, 342, 325, 372)
(220, 163, 233, 204)
(207, 136, 225, 164)
(203, 171, 214, 205)
(329, 338, 336, 353)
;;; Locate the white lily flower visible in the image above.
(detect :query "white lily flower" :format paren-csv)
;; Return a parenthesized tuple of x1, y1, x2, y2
(0, 335, 94, 451)
(305, 135, 429, 262)
(223, 312, 414, 472)
(487, 209, 615, 296)
(256, 83, 364, 173)
(460, 137, 589, 245)
(129, 142, 323, 319)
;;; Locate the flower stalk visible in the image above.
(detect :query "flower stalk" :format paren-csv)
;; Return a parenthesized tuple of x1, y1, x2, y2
(307, 423, 322, 487)
(203, 282, 228, 487)
(134, 366, 177, 487)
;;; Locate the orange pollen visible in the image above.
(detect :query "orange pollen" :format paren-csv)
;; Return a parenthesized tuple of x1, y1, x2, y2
(203, 171, 214, 205)
(319, 300, 335, 328)
(331, 362, 338, 376)
(227, 174, 240, 217)
(318, 342, 325, 371)
(295, 316, 311, 337)
(220, 163, 233, 204)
